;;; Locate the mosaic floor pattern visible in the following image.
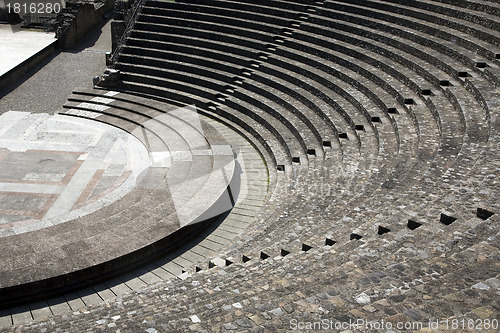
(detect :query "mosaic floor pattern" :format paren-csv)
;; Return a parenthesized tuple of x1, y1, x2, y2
(0, 111, 150, 237)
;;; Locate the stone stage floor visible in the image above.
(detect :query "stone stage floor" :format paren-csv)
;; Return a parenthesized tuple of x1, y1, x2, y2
(0, 111, 150, 237)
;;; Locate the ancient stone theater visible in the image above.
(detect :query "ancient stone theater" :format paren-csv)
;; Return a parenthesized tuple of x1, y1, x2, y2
(0, 0, 499, 332)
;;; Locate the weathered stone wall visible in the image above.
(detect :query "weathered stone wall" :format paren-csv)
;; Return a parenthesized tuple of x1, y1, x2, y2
(56, 0, 115, 49)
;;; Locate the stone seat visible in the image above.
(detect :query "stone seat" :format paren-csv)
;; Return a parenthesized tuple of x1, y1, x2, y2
(129, 25, 266, 55)
(227, 122, 484, 269)
(177, 0, 314, 13)
(346, 0, 500, 57)
(117, 67, 305, 164)
(142, 4, 293, 31)
(122, 35, 347, 156)
(117, 51, 328, 160)
(123, 15, 334, 160)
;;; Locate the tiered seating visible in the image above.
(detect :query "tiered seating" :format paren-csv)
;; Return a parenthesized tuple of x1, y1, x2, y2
(0, 90, 237, 307)
(112, 0, 500, 283)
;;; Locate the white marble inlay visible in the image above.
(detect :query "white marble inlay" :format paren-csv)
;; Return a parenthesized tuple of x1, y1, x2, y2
(150, 151, 172, 168)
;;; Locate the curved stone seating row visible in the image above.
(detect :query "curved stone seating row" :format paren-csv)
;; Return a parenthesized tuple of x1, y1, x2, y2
(0, 89, 237, 308)
(132, 1, 442, 202)
(144, 0, 496, 254)
(118, 37, 321, 164)
(70, 0, 496, 320)
(121, 3, 382, 166)
(324, 1, 500, 84)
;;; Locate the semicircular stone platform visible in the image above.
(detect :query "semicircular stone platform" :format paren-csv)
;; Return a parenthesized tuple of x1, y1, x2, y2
(0, 102, 238, 306)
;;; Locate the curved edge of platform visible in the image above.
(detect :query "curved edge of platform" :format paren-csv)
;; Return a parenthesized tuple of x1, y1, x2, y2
(0, 173, 240, 309)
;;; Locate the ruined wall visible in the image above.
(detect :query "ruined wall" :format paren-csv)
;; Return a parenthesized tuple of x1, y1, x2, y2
(110, 0, 135, 52)
(56, 0, 115, 49)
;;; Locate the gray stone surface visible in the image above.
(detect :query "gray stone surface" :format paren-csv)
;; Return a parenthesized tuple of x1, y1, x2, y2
(0, 100, 238, 302)
(0, 24, 56, 77)
(1, 0, 500, 332)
